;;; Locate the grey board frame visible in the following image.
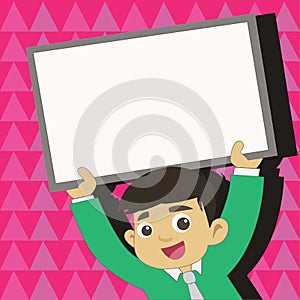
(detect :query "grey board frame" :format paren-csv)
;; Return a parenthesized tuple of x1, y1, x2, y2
(27, 14, 277, 192)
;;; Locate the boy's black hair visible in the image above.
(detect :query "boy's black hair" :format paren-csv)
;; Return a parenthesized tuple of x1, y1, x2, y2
(119, 166, 229, 225)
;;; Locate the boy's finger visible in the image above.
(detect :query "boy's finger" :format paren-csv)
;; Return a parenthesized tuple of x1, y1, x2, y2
(77, 167, 95, 183)
(67, 188, 83, 199)
(231, 141, 244, 155)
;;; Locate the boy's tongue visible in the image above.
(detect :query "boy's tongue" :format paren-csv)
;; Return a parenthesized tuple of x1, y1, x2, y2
(161, 241, 185, 260)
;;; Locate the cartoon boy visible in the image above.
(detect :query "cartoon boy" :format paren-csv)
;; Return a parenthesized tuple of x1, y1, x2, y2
(67, 141, 264, 299)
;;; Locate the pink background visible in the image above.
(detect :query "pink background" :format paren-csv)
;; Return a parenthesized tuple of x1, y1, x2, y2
(0, 0, 299, 299)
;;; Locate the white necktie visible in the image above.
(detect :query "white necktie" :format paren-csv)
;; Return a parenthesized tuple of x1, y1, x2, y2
(182, 271, 204, 300)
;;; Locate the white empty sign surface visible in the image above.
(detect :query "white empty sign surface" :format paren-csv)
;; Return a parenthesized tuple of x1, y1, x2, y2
(33, 21, 271, 185)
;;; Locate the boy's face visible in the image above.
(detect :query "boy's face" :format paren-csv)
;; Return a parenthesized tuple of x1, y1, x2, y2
(124, 198, 228, 270)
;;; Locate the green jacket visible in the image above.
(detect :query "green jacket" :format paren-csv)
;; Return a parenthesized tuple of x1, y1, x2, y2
(71, 174, 264, 299)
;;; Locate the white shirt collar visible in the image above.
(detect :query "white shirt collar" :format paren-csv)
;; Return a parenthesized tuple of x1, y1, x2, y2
(164, 259, 202, 281)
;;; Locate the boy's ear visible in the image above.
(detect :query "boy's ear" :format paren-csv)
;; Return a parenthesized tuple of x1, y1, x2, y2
(124, 229, 135, 247)
(208, 218, 228, 245)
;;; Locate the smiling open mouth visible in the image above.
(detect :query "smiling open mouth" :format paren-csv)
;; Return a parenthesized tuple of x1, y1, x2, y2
(161, 241, 185, 260)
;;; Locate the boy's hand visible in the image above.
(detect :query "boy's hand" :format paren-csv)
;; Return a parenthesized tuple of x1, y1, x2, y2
(67, 167, 96, 199)
(231, 141, 263, 169)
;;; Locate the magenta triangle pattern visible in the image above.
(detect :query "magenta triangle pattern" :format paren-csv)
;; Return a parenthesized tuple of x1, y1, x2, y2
(0, 1, 299, 299)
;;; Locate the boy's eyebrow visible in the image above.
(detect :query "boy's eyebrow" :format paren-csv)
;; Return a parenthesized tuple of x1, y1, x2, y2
(169, 205, 193, 212)
(137, 211, 150, 221)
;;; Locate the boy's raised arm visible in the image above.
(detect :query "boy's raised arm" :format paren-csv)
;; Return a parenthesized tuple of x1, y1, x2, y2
(208, 141, 264, 272)
(67, 168, 159, 289)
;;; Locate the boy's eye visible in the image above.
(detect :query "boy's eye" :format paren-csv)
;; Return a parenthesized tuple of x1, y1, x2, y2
(172, 213, 191, 233)
(137, 222, 153, 238)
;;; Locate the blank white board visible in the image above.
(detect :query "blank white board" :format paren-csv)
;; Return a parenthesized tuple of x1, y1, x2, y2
(28, 15, 276, 191)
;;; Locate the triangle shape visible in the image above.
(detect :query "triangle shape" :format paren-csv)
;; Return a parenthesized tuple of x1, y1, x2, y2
(16, 92, 36, 120)
(107, 271, 128, 298)
(286, 182, 300, 210)
(290, 103, 299, 121)
(248, 271, 269, 300)
(17, 62, 32, 90)
(186, 3, 206, 23)
(0, 271, 12, 296)
(92, 259, 107, 270)
(63, 242, 90, 270)
(15, 181, 43, 209)
(286, 270, 300, 297)
(152, 3, 175, 28)
(254, 256, 270, 270)
(15, 122, 39, 149)
(15, 241, 41, 268)
(0, 122, 11, 152)
(45, 211, 73, 240)
(63, 3, 90, 31)
(44, 270, 74, 299)
(77, 241, 97, 268)
(1, 273, 28, 299)
(0, 92, 11, 119)
(218, 3, 233, 18)
(122, 3, 147, 31)
(31, 3, 58, 32)
(1, 33, 27, 61)
(0, 242, 11, 269)
(280, 33, 299, 62)
(37, 32, 50, 45)
(63, 272, 90, 299)
(1, 212, 28, 240)
(263, 241, 283, 268)
(0, 181, 12, 208)
(277, 3, 299, 32)
(272, 272, 299, 299)
(272, 213, 299, 240)
(0, 62, 11, 90)
(45, 241, 74, 269)
(279, 157, 299, 180)
(16, 211, 42, 239)
(71, 32, 80, 40)
(249, 3, 262, 15)
(283, 63, 299, 91)
(31, 182, 58, 211)
(62, 199, 72, 210)
(1, 63, 28, 91)
(1, 3, 28, 31)
(0, 152, 13, 180)
(93, 3, 120, 31)
(15, 271, 42, 299)
(30, 131, 43, 150)
(0, 211, 12, 238)
(77, 271, 104, 297)
(1, 93, 28, 121)
(286, 212, 300, 239)
(30, 213, 58, 240)
(31, 242, 58, 270)
(272, 242, 299, 270)
(286, 241, 300, 268)
(62, 216, 84, 240)
(256, 270, 283, 298)
(30, 154, 48, 180)
(93, 272, 120, 299)
(0, 33, 11, 59)
(15, 270, 42, 298)
(15, 151, 42, 179)
(1, 242, 28, 270)
(281, 183, 299, 210)
(51, 189, 70, 210)
(31, 272, 58, 300)
(1, 122, 28, 151)
(1, 182, 28, 210)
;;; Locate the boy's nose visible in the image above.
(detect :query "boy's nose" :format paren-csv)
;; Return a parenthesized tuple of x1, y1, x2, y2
(158, 233, 173, 242)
